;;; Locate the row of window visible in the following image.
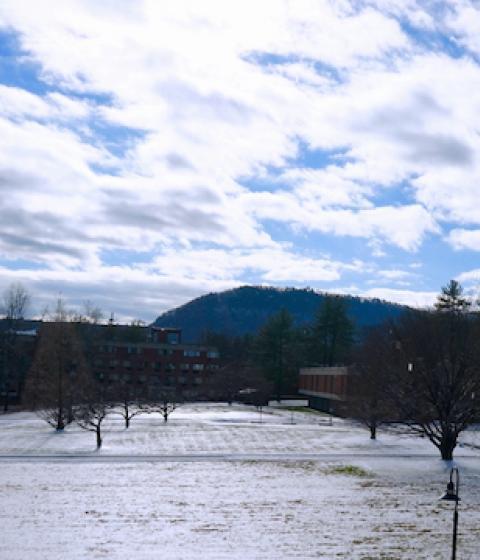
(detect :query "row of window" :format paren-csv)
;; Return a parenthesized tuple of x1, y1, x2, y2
(94, 358, 219, 372)
(100, 345, 219, 359)
(96, 372, 204, 385)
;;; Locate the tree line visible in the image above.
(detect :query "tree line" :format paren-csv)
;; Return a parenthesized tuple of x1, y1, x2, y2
(202, 295, 355, 402)
(3, 280, 480, 460)
(346, 280, 480, 460)
(205, 280, 480, 460)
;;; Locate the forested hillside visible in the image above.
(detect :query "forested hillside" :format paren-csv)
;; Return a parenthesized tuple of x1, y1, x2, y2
(153, 286, 406, 342)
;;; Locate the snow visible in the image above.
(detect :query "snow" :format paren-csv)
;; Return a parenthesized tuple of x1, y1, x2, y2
(1, 403, 480, 558)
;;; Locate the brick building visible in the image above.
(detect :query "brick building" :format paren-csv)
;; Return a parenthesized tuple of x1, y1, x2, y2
(0, 319, 40, 408)
(298, 366, 349, 414)
(92, 326, 220, 400)
(1, 321, 220, 404)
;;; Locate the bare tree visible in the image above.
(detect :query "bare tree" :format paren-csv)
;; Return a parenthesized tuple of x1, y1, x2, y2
(347, 327, 392, 440)
(83, 301, 104, 324)
(74, 381, 112, 448)
(146, 387, 180, 423)
(387, 301, 480, 460)
(156, 398, 177, 423)
(110, 378, 150, 428)
(24, 298, 91, 430)
(71, 301, 104, 324)
(1, 283, 30, 320)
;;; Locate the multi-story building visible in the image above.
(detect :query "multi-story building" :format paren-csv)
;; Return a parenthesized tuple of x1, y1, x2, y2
(92, 326, 220, 400)
(0, 319, 40, 408)
(0, 321, 220, 404)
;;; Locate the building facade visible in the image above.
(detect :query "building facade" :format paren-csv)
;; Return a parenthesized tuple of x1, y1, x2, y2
(0, 321, 220, 405)
(298, 366, 349, 413)
(92, 326, 220, 400)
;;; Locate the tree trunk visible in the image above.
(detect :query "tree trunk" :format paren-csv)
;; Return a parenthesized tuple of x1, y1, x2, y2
(96, 426, 102, 449)
(163, 411, 168, 423)
(3, 390, 9, 413)
(67, 404, 74, 424)
(370, 424, 377, 440)
(440, 440, 455, 460)
(56, 409, 65, 431)
(125, 415, 130, 429)
(439, 431, 456, 460)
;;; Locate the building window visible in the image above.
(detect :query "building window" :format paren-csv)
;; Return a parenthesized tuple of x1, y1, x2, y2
(167, 332, 179, 345)
(184, 350, 200, 357)
(207, 350, 219, 358)
(192, 363, 204, 371)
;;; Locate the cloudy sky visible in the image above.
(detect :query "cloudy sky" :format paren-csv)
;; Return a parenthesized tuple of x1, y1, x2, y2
(1, 0, 480, 321)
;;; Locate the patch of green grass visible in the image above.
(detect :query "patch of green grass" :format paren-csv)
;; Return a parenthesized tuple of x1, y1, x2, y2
(326, 464, 370, 477)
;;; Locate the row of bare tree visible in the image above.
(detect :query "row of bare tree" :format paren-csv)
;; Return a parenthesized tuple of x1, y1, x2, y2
(21, 300, 179, 448)
(347, 280, 480, 460)
(0, 286, 181, 448)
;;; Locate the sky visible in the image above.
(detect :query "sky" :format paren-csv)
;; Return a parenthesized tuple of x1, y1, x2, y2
(1, 0, 480, 322)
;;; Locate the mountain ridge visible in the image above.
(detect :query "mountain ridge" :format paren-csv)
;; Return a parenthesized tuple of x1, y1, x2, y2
(153, 285, 407, 342)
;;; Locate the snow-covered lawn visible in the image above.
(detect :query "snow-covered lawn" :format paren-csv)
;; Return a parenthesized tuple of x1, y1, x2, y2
(1, 404, 480, 559)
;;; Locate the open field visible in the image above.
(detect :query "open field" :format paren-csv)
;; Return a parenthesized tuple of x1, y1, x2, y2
(1, 404, 480, 559)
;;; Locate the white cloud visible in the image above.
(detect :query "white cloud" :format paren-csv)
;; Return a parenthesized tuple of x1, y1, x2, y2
(457, 268, 480, 284)
(361, 287, 437, 308)
(0, 247, 365, 321)
(447, 229, 480, 251)
(377, 269, 413, 281)
(0, 1, 479, 316)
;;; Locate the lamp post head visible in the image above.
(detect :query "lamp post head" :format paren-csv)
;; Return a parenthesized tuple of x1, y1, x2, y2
(440, 481, 460, 502)
(439, 468, 460, 502)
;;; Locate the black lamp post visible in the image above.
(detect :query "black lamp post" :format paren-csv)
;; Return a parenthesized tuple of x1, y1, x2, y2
(439, 467, 460, 560)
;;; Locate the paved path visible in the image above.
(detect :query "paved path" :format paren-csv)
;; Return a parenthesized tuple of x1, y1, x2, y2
(0, 452, 478, 463)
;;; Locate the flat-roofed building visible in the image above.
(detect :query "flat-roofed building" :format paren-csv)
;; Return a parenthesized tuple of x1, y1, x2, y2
(298, 366, 349, 413)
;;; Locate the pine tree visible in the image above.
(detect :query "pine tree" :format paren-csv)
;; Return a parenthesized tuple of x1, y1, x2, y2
(309, 297, 355, 366)
(435, 279, 470, 313)
(256, 309, 297, 401)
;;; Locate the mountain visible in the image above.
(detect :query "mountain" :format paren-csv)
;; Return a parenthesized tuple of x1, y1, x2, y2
(153, 286, 407, 342)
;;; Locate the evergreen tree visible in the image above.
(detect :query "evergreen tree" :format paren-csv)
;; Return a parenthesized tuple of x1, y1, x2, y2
(309, 297, 355, 366)
(256, 309, 297, 401)
(435, 279, 471, 313)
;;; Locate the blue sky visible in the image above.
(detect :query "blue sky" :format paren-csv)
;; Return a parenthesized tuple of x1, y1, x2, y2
(1, 0, 480, 321)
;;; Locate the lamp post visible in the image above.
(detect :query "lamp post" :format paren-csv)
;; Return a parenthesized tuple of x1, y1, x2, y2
(439, 467, 460, 560)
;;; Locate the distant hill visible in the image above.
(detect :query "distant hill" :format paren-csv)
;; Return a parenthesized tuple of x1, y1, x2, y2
(153, 286, 407, 342)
